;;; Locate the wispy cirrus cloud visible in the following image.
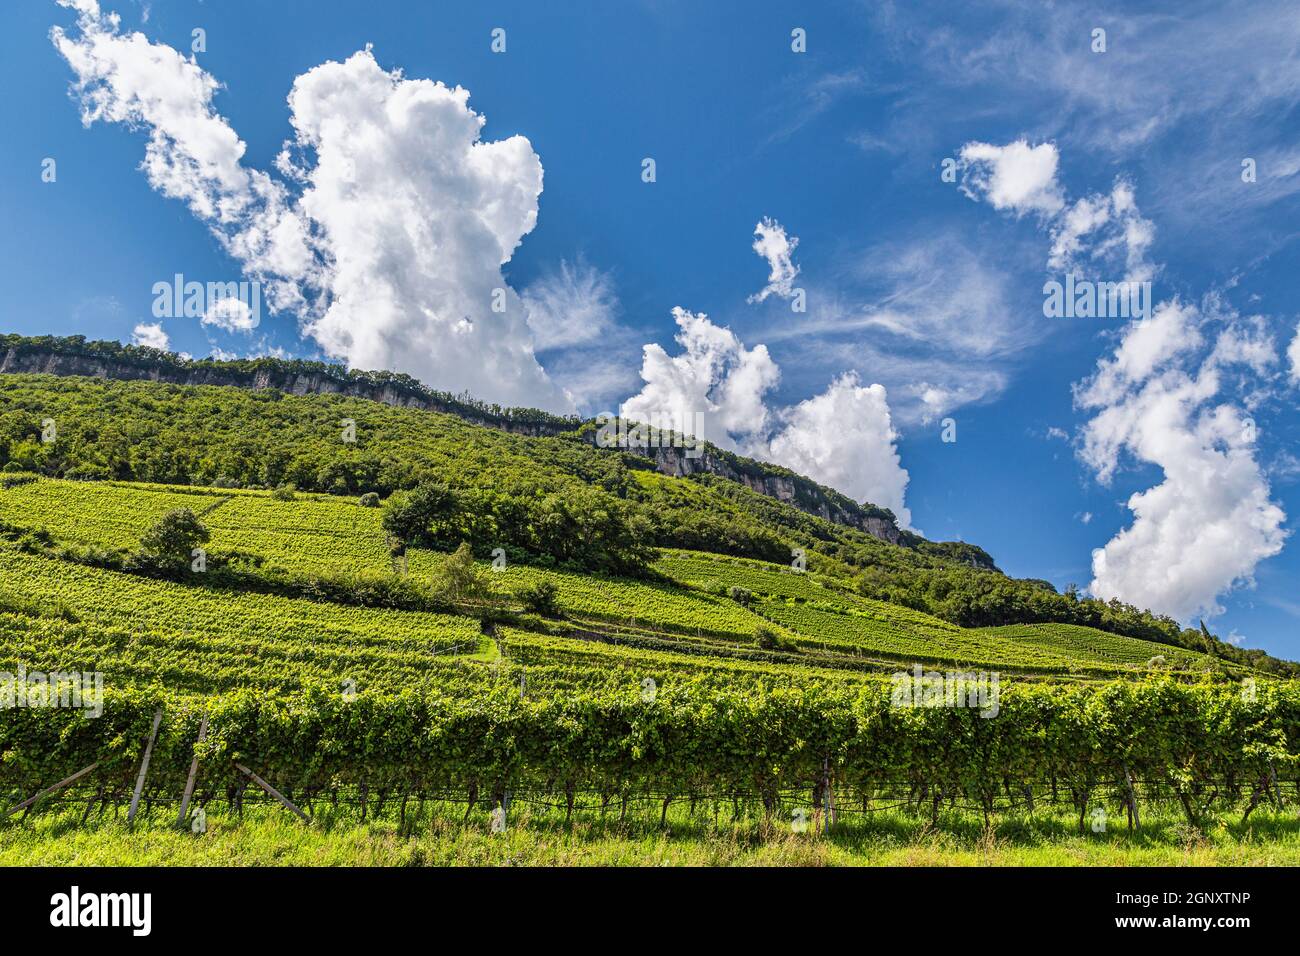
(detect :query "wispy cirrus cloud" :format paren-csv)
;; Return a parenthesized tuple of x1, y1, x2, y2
(521, 257, 642, 412)
(756, 231, 1033, 424)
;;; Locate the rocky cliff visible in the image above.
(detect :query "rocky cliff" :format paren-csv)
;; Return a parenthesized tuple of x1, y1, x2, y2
(0, 345, 567, 437)
(0, 335, 920, 548)
(582, 434, 905, 544)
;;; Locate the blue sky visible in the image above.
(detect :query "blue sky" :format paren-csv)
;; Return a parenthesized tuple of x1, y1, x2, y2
(3, 0, 1300, 657)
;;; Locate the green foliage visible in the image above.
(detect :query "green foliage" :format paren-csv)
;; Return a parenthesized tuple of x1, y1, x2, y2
(516, 579, 561, 617)
(429, 543, 492, 604)
(727, 585, 753, 607)
(271, 483, 297, 501)
(1, 680, 1296, 830)
(754, 624, 793, 651)
(0, 546, 484, 695)
(0, 364, 1295, 840)
(381, 482, 457, 544)
(384, 480, 654, 576)
(138, 508, 210, 565)
(0, 369, 1292, 670)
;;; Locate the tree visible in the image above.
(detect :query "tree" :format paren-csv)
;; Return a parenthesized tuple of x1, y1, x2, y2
(138, 508, 210, 566)
(431, 543, 491, 605)
(381, 482, 457, 545)
(728, 586, 753, 608)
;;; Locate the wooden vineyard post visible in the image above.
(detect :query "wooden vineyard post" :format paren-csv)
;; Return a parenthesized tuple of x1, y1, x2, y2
(823, 757, 837, 832)
(5, 761, 102, 818)
(235, 763, 311, 824)
(176, 715, 209, 829)
(127, 707, 164, 827)
(1123, 764, 1140, 830)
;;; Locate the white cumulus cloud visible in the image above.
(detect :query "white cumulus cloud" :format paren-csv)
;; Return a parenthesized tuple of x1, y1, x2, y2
(958, 139, 1065, 217)
(52, 1, 571, 412)
(958, 137, 1288, 622)
(202, 297, 258, 334)
(1076, 300, 1287, 621)
(622, 308, 913, 525)
(1048, 180, 1156, 283)
(766, 373, 911, 527)
(130, 321, 169, 349)
(621, 307, 780, 447)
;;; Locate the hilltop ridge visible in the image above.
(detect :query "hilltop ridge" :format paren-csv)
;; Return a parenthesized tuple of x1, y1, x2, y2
(0, 333, 955, 558)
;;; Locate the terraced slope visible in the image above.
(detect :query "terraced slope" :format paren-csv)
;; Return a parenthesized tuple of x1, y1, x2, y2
(0, 545, 486, 691)
(0, 478, 392, 575)
(6, 368, 1290, 679)
(655, 551, 1211, 673)
(0, 477, 1228, 681)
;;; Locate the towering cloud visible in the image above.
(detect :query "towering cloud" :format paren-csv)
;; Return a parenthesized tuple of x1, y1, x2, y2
(52, 0, 570, 411)
(621, 308, 912, 526)
(1076, 301, 1286, 619)
(766, 373, 911, 527)
(621, 307, 781, 448)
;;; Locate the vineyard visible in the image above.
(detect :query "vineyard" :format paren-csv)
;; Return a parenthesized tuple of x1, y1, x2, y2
(2, 681, 1297, 839)
(0, 374, 1297, 862)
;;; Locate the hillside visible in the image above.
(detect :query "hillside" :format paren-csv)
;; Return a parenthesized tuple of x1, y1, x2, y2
(0, 476, 1225, 683)
(0, 334, 920, 547)
(0, 337, 1291, 675)
(0, 368, 1297, 862)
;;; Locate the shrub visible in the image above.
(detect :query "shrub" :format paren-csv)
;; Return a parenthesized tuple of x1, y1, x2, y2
(754, 624, 793, 651)
(271, 483, 297, 501)
(728, 585, 753, 607)
(516, 579, 561, 617)
(138, 508, 210, 567)
(358, 492, 381, 508)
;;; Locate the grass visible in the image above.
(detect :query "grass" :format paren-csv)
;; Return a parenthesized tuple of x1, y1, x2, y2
(4, 804, 1297, 866)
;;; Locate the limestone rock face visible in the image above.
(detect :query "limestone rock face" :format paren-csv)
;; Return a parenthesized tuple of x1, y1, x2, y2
(1, 346, 905, 543)
(573, 432, 904, 545)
